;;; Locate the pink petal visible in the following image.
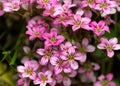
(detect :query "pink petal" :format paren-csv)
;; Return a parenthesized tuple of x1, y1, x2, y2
(86, 45, 95, 52)
(104, 26, 110, 33)
(54, 66, 62, 74)
(97, 43, 106, 49)
(100, 37, 108, 44)
(45, 71, 52, 77)
(74, 53, 82, 60)
(86, 71, 96, 82)
(79, 53, 87, 62)
(17, 79, 24, 86)
(23, 46, 30, 54)
(63, 77, 71, 86)
(63, 0, 72, 4)
(90, 21, 97, 27)
(98, 20, 105, 28)
(72, 25, 80, 31)
(70, 61, 78, 70)
(40, 82, 47, 86)
(68, 47, 75, 54)
(94, 81, 102, 86)
(92, 63, 100, 71)
(37, 49, 45, 55)
(17, 66, 25, 73)
(113, 44, 120, 50)
(109, 37, 118, 44)
(98, 75, 105, 81)
(50, 56, 59, 65)
(107, 50, 114, 58)
(106, 73, 113, 81)
(65, 42, 72, 47)
(56, 35, 65, 44)
(81, 17, 91, 24)
(108, 82, 116, 86)
(51, 29, 57, 37)
(68, 70, 77, 77)
(78, 68, 86, 73)
(34, 78, 40, 84)
(40, 57, 49, 65)
(82, 38, 89, 47)
(30, 72, 36, 80)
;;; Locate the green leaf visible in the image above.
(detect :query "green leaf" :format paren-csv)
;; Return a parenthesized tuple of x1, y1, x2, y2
(9, 50, 18, 65)
(1, 51, 11, 62)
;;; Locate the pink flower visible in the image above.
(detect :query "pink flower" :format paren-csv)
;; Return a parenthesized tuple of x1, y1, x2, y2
(97, 37, 120, 57)
(17, 60, 39, 80)
(43, 4, 55, 17)
(76, 38, 95, 62)
(3, 0, 20, 12)
(78, 62, 100, 74)
(37, 47, 53, 65)
(53, 0, 75, 16)
(69, 14, 91, 31)
(60, 42, 76, 53)
(26, 16, 48, 30)
(90, 20, 110, 36)
(34, 71, 53, 86)
(95, 0, 118, 16)
(17, 76, 30, 86)
(50, 56, 72, 74)
(53, 14, 71, 27)
(80, 0, 96, 8)
(43, 29, 65, 47)
(60, 47, 83, 70)
(26, 27, 46, 40)
(78, 62, 100, 83)
(37, 0, 58, 7)
(94, 73, 116, 86)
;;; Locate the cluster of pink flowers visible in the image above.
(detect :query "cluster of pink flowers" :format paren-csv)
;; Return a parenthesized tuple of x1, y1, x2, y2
(1, 0, 120, 86)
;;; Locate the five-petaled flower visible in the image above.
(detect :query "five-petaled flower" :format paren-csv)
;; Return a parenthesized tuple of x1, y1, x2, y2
(43, 28, 65, 47)
(17, 60, 39, 80)
(97, 37, 120, 57)
(34, 71, 53, 86)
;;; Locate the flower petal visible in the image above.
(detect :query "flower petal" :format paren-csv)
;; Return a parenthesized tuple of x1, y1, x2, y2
(113, 44, 120, 50)
(17, 66, 25, 73)
(109, 37, 118, 44)
(82, 38, 89, 47)
(107, 50, 114, 58)
(86, 45, 95, 52)
(63, 77, 71, 86)
(70, 61, 78, 70)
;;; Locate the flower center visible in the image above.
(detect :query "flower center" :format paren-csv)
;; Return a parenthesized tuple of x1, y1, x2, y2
(60, 16, 65, 21)
(106, 44, 112, 50)
(41, 76, 47, 83)
(34, 32, 40, 37)
(68, 54, 74, 61)
(101, 3, 107, 8)
(59, 60, 63, 66)
(84, 63, 92, 71)
(76, 22, 82, 27)
(42, 0, 49, 4)
(88, 0, 93, 4)
(49, 8, 54, 14)
(0, 3, 2, 9)
(50, 37, 56, 43)
(102, 80, 108, 86)
(12, 3, 19, 10)
(79, 47, 85, 53)
(45, 51, 51, 57)
(96, 27, 101, 32)
(26, 69, 32, 74)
